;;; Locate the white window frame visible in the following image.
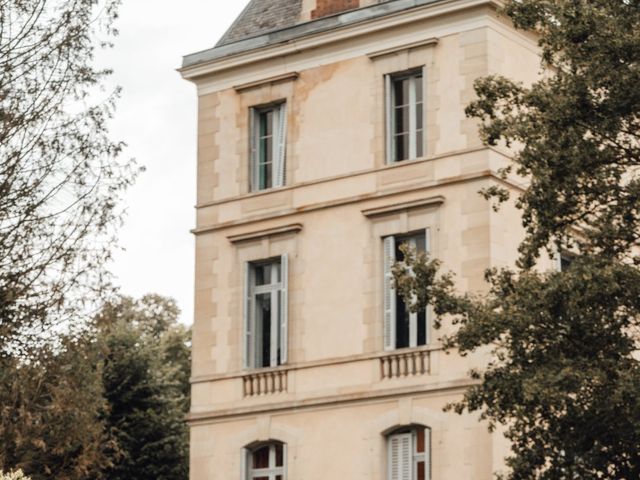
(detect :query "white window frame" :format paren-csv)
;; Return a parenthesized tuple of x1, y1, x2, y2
(385, 69, 425, 164)
(383, 230, 430, 351)
(387, 428, 431, 480)
(250, 102, 287, 192)
(243, 255, 289, 369)
(243, 443, 287, 480)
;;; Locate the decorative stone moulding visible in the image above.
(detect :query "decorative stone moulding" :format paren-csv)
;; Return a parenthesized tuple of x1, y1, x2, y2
(380, 348, 431, 380)
(243, 369, 289, 397)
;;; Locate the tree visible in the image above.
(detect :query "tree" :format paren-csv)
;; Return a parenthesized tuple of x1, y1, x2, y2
(0, 335, 115, 479)
(395, 1, 640, 478)
(96, 295, 190, 480)
(0, 0, 138, 475)
(0, 0, 138, 355)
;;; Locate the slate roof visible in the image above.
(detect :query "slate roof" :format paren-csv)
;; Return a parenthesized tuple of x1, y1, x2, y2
(217, 0, 304, 46)
(183, 0, 442, 69)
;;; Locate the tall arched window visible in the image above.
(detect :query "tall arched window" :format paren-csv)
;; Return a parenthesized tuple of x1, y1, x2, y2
(244, 441, 286, 480)
(387, 426, 430, 480)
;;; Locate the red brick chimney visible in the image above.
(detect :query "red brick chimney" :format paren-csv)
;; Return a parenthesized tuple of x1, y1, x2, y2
(311, 0, 360, 19)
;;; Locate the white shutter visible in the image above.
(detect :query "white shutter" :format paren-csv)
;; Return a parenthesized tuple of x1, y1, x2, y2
(383, 236, 396, 351)
(408, 75, 417, 160)
(243, 262, 253, 369)
(385, 75, 393, 164)
(388, 433, 413, 480)
(282, 443, 288, 479)
(250, 109, 259, 192)
(279, 253, 289, 364)
(241, 448, 248, 480)
(275, 103, 288, 188)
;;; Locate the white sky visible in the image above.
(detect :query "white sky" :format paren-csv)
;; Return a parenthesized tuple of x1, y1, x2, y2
(102, 1, 250, 325)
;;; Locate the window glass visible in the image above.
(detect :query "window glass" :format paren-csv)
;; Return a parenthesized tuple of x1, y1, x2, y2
(387, 427, 429, 480)
(251, 103, 287, 192)
(247, 443, 286, 480)
(389, 70, 424, 163)
(246, 257, 287, 369)
(392, 232, 428, 349)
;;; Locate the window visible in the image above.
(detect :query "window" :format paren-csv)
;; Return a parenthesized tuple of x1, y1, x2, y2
(558, 252, 574, 271)
(386, 70, 424, 163)
(250, 103, 287, 191)
(245, 442, 286, 480)
(387, 427, 430, 480)
(383, 231, 429, 350)
(244, 255, 288, 369)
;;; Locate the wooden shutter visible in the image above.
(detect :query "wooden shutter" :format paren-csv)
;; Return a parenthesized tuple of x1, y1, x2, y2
(385, 75, 393, 164)
(388, 433, 413, 480)
(249, 109, 259, 192)
(383, 236, 396, 351)
(279, 253, 289, 364)
(275, 103, 288, 188)
(243, 262, 253, 369)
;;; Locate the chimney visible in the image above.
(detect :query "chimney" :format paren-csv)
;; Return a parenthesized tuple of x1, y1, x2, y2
(311, 0, 360, 19)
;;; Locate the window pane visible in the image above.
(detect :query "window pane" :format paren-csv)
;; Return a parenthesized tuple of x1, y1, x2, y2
(416, 130, 424, 158)
(275, 443, 284, 467)
(414, 75, 423, 102)
(252, 446, 270, 469)
(254, 264, 272, 286)
(395, 294, 411, 349)
(416, 102, 423, 130)
(254, 262, 280, 286)
(394, 78, 409, 107)
(416, 428, 425, 453)
(255, 293, 272, 368)
(260, 110, 273, 136)
(417, 461, 426, 480)
(395, 106, 409, 135)
(258, 161, 272, 191)
(417, 310, 427, 346)
(394, 134, 409, 162)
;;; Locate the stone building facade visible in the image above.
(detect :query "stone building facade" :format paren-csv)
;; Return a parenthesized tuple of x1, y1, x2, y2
(180, 0, 542, 478)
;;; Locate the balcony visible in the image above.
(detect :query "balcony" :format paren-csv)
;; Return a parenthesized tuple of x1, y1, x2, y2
(380, 348, 430, 380)
(243, 368, 289, 397)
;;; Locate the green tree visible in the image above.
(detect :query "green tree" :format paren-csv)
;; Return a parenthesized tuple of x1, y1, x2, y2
(0, 0, 137, 475)
(0, 335, 115, 479)
(97, 295, 190, 480)
(395, 1, 640, 478)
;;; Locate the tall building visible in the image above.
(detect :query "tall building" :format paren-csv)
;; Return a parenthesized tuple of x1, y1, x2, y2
(180, 0, 540, 478)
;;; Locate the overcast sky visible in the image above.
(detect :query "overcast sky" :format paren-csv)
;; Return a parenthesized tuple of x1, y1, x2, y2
(101, 1, 250, 325)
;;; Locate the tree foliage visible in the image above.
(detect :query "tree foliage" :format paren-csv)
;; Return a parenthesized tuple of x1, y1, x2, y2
(0, 334, 114, 479)
(0, 0, 138, 355)
(97, 295, 190, 480)
(396, 1, 640, 478)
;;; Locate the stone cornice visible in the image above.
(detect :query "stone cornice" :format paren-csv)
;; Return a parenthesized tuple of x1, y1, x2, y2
(180, 0, 501, 80)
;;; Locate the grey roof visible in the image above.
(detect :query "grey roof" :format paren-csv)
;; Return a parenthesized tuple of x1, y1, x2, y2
(217, 0, 304, 47)
(183, 0, 443, 70)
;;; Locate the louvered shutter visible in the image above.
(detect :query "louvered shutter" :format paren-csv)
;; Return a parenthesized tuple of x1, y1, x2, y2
(250, 109, 259, 192)
(275, 103, 288, 187)
(243, 262, 253, 369)
(388, 433, 413, 480)
(383, 236, 396, 351)
(279, 253, 289, 364)
(385, 75, 393, 164)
